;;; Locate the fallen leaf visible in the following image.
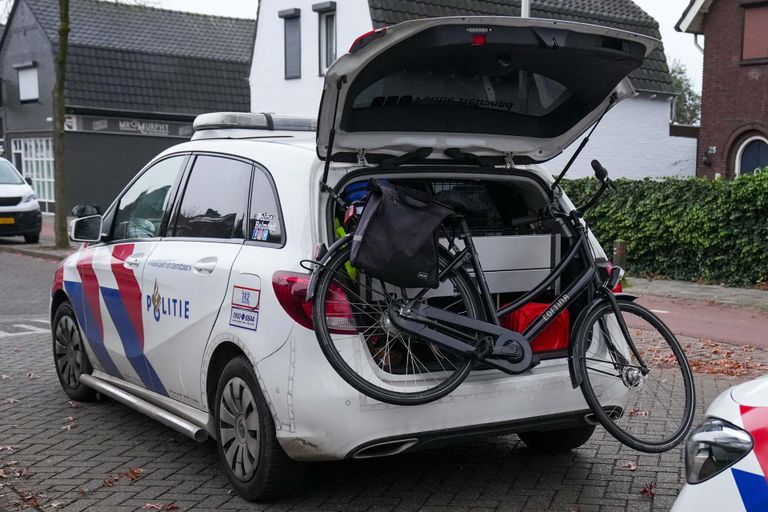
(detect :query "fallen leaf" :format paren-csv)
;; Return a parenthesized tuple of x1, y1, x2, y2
(142, 504, 165, 510)
(67, 401, 80, 409)
(78, 488, 89, 496)
(620, 461, 637, 471)
(49, 501, 63, 508)
(4, 399, 18, 404)
(629, 409, 650, 417)
(60, 423, 76, 431)
(0, 446, 16, 453)
(26, 372, 37, 380)
(640, 481, 657, 498)
(0, 375, 9, 380)
(63, 416, 75, 423)
(124, 467, 143, 481)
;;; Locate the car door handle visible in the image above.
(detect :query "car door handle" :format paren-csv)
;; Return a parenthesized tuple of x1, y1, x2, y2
(124, 255, 144, 269)
(192, 259, 217, 274)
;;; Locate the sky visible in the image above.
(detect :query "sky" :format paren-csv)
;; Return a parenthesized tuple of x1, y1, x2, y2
(0, 0, 704, 91)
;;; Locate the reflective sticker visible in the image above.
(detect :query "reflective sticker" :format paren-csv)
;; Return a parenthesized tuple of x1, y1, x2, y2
(230, 285, 260, 331)
(230, 308, 258, 331)
(733, 469, 768, 512)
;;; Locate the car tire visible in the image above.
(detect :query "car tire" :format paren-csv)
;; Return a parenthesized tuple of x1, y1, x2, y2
(24, 234, 40, 244)
(214, 356, 306, 501)
(518, 425, 596, 453)
(52, 301, 97, 402)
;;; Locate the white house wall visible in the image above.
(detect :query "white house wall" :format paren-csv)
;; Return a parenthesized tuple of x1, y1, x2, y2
(547, 95, 697, 179)
(250, 0, 372, 115)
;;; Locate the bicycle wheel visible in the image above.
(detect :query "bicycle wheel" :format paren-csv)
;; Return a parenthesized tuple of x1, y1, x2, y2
(574, 297, 695, 453)
(312, 242, 484, 406)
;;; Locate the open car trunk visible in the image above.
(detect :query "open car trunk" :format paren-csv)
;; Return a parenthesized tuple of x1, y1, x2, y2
(318, 16, 659, 163)
(330, 169, 592, 367)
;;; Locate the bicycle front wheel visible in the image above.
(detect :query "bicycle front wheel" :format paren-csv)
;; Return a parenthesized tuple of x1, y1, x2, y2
(312, 242, 484, 406)
(574, 298, 695, 453)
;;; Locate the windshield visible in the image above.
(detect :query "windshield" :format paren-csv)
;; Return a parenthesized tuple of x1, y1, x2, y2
(0, 161, 23, 185)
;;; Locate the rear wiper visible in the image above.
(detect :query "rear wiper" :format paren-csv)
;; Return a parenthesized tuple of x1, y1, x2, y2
(443, 148, 495, 168)
(379, 147, 433, 167)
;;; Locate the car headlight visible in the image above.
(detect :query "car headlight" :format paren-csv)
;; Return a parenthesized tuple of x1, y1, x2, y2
(21, 193, 37, 204)
(686, 417, 753, 484)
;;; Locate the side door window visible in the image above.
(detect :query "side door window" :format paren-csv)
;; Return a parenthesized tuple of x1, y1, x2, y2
(141, 155, 252, 402)
(112, 156, 185, 241)
(87, 155, 185, 390)
(247, 168, 284, 245)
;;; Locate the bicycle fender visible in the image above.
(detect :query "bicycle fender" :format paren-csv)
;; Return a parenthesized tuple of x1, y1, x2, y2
(305, 234, 353, 302)
(567, 293, 638, 388)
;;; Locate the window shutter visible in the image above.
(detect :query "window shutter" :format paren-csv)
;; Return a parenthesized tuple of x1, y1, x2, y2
(284, 16, 301, 79)
(743, 6, 768, 60)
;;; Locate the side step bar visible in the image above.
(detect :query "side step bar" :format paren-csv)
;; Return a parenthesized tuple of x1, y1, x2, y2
(79, 374, 209, 443)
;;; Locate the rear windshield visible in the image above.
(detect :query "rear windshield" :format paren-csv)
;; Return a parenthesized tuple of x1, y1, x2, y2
(0, 161, 23, 185)
(352, 69, 571, 118)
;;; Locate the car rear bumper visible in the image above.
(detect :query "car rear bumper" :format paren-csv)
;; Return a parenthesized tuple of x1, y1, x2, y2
(0, 209, 42, 236)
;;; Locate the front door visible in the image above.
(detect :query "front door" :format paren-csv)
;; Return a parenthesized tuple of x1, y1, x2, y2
(87, 155, 186, 391)
(141, 155, 252, 406)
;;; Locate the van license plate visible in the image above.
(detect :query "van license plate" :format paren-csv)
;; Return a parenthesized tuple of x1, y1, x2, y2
(0, 217, 15, 224)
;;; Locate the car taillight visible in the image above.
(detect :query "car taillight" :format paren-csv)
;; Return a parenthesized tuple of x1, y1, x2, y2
(349, 27, 388, 53)
(272, 271, 356, 334)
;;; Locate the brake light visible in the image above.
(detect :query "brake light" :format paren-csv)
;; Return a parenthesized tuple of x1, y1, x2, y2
(349, 27, 388, 53)
(272, 271, 356, 334)
(471, 34, 487, 46)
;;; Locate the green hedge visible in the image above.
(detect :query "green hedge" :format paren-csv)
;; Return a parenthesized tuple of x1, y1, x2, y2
(561, 169, 768, 287)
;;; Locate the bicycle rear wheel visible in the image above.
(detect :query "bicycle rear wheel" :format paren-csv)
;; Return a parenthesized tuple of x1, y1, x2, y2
(312, 242, 484, 406)
(574, 297, 695, 453)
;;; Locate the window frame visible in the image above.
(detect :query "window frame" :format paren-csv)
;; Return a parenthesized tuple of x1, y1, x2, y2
(165, 153, 254, 244)
(15, 64, 39, 103)
(741, 2, 768, 64)
(106, 154, 191, 244)
(280, 8, 302, 80)
(244, 162, 287, 249)
(735, 134, 768, 175)
(314, 2, 337, 76)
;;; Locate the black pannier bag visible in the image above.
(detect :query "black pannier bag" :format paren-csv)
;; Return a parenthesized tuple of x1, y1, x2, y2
(350, 180, 453, 289)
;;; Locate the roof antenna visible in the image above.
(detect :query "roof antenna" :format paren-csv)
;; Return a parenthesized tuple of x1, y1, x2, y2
(320, 77, 346, 193)
(551, 93, 616, 192)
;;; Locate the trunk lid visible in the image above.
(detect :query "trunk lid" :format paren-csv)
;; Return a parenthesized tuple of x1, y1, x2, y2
(317, 16, 659, 163)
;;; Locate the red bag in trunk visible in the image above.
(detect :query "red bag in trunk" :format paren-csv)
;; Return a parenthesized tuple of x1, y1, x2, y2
(501, 302, 571, 353)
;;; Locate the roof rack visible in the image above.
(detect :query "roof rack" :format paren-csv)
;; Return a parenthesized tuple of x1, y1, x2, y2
(192, 112, 317, 137)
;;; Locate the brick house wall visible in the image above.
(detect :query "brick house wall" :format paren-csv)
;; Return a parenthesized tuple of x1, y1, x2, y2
(697, 0, 768, 178)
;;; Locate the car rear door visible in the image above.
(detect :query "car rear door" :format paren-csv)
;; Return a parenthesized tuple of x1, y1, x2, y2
(140, 154, 251, 405)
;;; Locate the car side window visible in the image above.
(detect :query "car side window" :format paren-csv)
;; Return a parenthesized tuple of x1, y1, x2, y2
(248, 168, 283, 244)
(173, 156, 251, 239)
(112, 156, 185, 241)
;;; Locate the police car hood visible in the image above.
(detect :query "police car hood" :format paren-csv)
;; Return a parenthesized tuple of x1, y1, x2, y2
(317, 16, 659, 163)
(731, 374, 768, 407)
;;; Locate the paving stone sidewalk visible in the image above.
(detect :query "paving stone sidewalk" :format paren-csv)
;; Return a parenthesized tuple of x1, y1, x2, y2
(0, 327, 763, 512)
(626, 277, 768, 310)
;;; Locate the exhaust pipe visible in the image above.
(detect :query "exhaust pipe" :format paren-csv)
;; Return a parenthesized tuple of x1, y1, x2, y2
(80, 374, 208, 442)
(584, 409, 623, 426)
(352, 439, 419, 459)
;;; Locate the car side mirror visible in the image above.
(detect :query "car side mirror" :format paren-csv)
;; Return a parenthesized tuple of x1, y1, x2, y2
(71, 204, 101, 218)
(24, 176, 33, 186)
(70, 215, 103, 243)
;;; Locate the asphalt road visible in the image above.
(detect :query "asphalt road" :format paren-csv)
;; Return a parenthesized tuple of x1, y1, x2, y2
(0, 251, 57, 317)
(636, 294, 768, 348)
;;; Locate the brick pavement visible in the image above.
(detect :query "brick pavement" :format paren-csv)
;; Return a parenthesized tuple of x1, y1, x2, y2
(0, 321, 764, 512)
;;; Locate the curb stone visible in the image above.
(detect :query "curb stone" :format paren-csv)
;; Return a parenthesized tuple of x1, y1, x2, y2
(0, 243, 74, 262)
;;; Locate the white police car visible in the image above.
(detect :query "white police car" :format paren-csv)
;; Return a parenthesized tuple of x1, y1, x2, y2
(672, 375, 768, 512)
(51, 17, 660, 500)
(0, 157, 41, 243)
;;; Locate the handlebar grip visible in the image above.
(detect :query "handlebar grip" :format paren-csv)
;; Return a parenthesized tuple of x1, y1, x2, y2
(591, 159, 609, 181)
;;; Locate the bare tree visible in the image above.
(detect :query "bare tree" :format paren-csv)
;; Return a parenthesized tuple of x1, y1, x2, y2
(52, 0, 70, 249)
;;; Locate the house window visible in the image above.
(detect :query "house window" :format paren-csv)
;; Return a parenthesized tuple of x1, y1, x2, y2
(736, 136, 768, 175)
(743, 5, 768, 61)
(11, 138, 54, 210)
(16, 65, 39, 102)
(313, 2, 337, 74)
(279, 8, 301, 79)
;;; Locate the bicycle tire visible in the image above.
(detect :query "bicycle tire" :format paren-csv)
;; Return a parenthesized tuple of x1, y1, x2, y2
(574, 297, 695, 453)
(312, 242, 484, 406)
